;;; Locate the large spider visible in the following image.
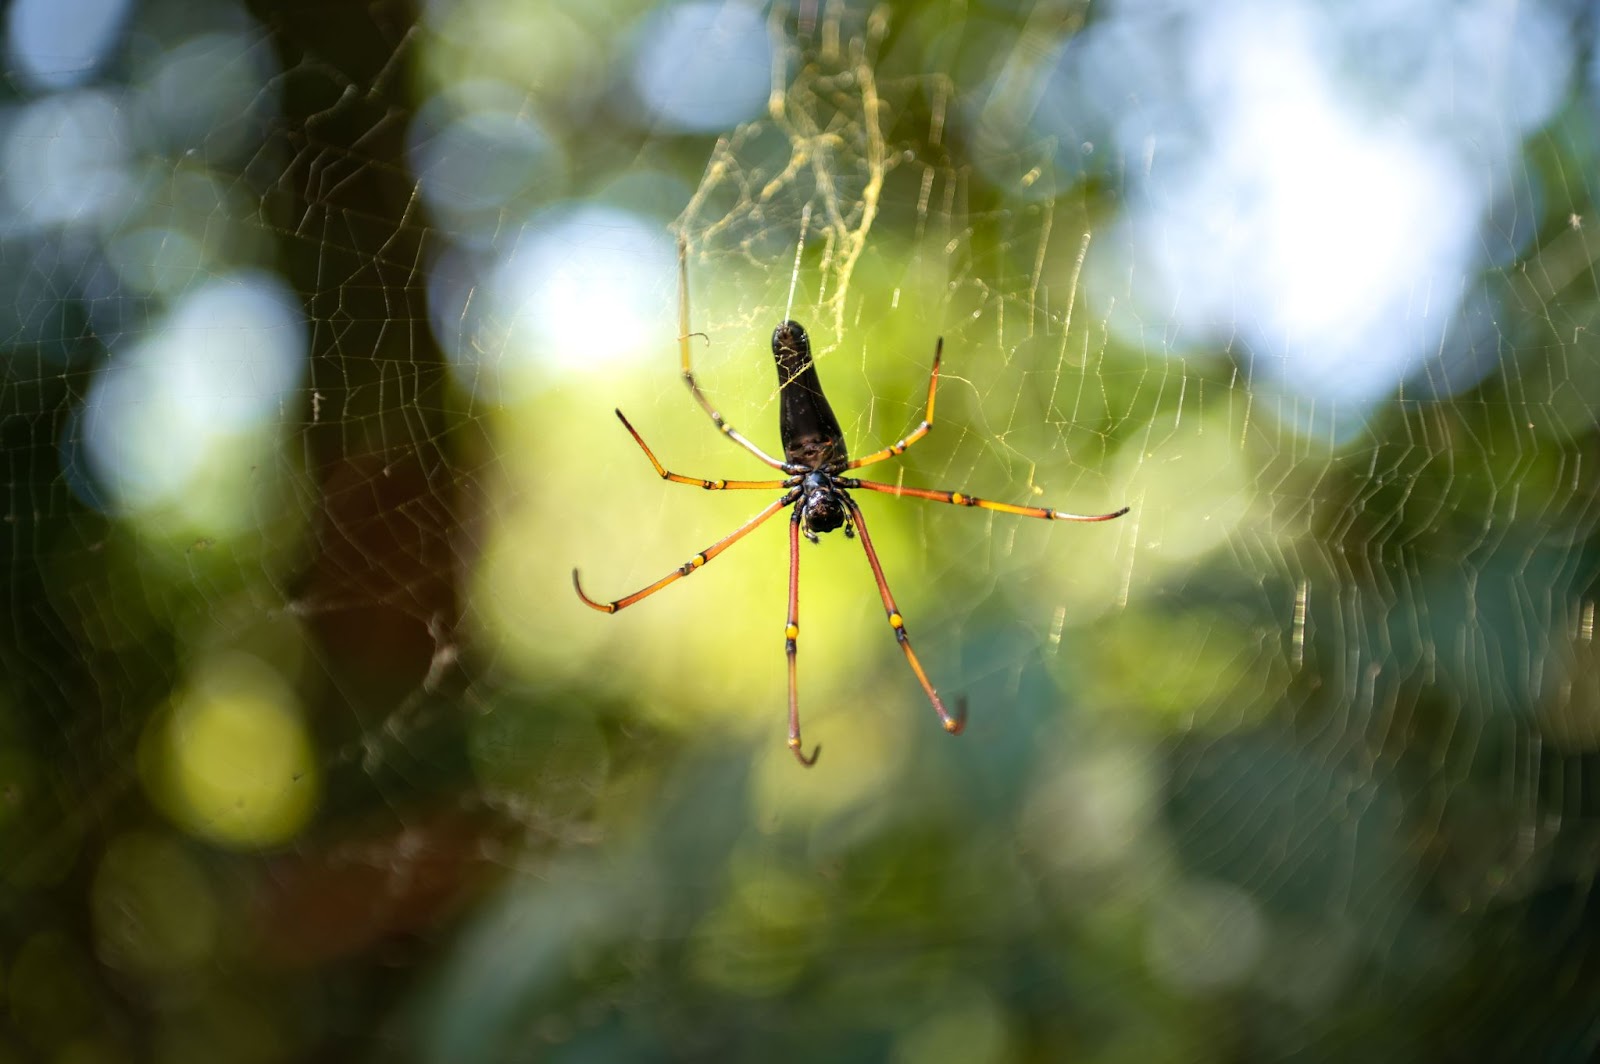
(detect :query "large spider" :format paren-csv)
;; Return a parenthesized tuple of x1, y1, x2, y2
(573, 247, 1129, 766)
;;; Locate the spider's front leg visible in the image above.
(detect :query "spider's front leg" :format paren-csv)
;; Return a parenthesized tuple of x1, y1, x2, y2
(613, 410, 799, 491)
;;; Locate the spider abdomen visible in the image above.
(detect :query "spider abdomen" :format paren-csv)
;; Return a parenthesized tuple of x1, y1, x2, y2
(773, 320, 849, 468)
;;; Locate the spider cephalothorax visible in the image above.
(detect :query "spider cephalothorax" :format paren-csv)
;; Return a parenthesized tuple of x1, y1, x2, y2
(574, 241, 1128, 766)
(798, 470, 849, 540)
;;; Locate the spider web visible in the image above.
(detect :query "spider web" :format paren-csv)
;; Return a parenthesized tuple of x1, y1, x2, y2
(1, 0, 1598, 1060)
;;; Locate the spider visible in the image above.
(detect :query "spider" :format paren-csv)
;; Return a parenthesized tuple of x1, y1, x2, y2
(573, 245, 1129, 766)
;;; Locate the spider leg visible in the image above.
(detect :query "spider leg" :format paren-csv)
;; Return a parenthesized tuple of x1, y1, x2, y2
(843, 496, 967, 735)
(845, 478, 1129, 522)
(785, 508, 820, 766)
(844, 338, 942, 470)
(677, 238, 803, 473)
(573, 491, 799, 613)
(614, 410, 795, 491)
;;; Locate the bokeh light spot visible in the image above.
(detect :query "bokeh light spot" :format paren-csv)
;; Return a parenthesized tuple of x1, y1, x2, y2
(432, 205, 674, 401)
(5, 0, 131, 92)
(91, 831, 218, 975)
(1145, 879, 1267, 993)
(409, 89, 566, 235)
(2, 90, 131, 229)
(135, 31, 277, 157)
(629, 1, 771, 132)
(79, 270, 306, 528)
(145, 653, 319, 849)
(891, 988, 1011, 1064)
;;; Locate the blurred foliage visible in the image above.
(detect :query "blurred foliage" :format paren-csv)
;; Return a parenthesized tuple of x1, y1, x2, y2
(2, 0, 1600, 1062)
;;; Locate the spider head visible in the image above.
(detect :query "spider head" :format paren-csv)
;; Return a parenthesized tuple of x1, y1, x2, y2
(801, 472, 847, 536)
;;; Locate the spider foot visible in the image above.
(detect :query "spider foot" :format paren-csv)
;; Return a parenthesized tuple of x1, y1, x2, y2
(788, 738, 821, 767)
(571, 569, 617, 613)
(942, 696, 969, 735)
